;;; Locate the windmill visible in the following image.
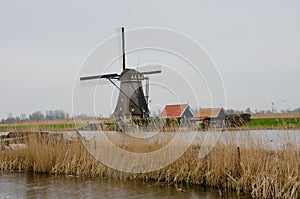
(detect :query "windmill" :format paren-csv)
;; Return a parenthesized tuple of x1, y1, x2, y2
(80, 27, 161, 121)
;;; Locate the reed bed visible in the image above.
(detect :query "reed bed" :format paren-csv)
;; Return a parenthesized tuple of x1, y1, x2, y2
(0, 132, 299, 198)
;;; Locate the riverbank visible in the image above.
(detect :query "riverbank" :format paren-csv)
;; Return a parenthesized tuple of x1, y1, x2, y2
(0, 132, 299, 198)
(1, 116, 300, 133)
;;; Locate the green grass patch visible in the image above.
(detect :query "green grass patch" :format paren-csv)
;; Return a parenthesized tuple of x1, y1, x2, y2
(244, 118, 300, 129)
(0, 123, 76, 132)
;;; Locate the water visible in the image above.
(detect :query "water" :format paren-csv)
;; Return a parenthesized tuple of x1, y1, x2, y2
(76, 129, 300, 150)
(219, 129, 300, 150)
(0, 132, 9, 136)
(0, 173, 248, 198)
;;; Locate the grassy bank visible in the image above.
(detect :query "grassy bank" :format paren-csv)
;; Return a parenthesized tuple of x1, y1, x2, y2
(0, 123, 75, 132)
(241, 118, 300, 130)
(0, 133, 299, 198)
(0, 120, 77, 132)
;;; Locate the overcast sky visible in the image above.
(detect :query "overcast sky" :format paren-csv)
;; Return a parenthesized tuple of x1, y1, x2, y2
(1, 0, 299, 118)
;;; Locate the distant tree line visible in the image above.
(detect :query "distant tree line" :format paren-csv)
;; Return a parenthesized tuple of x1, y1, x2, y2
(1, 110, 70, 123)
(226, 107, 251, 115)
(226, 107, 300, 115)
(1, 107, 300, 123)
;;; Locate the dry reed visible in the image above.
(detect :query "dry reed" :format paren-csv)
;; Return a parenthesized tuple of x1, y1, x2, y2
(0, 132, 299, 198)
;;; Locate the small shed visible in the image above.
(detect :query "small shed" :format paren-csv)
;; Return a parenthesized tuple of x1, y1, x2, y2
(195, 108, 225, 119)
(160, 104, 194, 119)
(193, 108, 225, 128)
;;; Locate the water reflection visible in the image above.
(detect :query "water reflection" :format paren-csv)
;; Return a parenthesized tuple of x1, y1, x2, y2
(0, 173, 249, 198)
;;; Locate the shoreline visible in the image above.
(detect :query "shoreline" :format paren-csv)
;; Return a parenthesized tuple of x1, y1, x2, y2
(1, 117, 300, 132)
(225, 126, 300, 131)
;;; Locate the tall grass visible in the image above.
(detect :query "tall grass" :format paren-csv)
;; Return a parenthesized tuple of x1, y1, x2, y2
(0, 132, 299, 198)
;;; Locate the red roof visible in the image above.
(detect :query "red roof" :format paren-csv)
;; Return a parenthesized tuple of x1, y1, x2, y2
(160, 104, 188, 117)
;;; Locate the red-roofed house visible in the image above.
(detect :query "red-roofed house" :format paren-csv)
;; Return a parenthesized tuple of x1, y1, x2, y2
(160, 104, 194, 119)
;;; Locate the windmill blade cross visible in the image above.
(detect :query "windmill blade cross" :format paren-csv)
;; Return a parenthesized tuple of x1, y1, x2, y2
(136, 64, 162, 75)
(141, 70, 162, 75)
(80, 73, 119, 81)
(80, 78, 117, 87)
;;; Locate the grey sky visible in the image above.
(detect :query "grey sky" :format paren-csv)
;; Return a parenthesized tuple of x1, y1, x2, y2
(1, 0, 299, 118)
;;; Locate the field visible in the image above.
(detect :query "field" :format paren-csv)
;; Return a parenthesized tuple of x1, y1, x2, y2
(251, 112, 300, 119)
(224, 113, 300, 130)
(240, 118, 300, 130)
(0, 132, 299, 198)
(0, 119, 77, 132)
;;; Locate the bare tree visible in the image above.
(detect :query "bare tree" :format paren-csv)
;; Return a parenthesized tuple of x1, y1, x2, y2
(20, 113, 27, 120)
(29, 111, 44, 121)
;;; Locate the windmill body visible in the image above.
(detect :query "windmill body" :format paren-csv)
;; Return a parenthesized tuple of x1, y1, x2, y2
(80, 27, 161, 122)
(113, 69, 149, 120)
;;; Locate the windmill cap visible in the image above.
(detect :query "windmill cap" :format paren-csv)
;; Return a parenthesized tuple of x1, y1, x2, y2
(119, 69, 144, 81)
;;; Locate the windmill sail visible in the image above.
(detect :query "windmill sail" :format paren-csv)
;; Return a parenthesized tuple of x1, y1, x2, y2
(80, 73, 119, 81)
(136, 65, 162, 75)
